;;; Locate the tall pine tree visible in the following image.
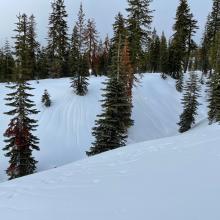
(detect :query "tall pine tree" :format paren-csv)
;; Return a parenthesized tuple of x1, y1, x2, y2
(47, 0, 69, 78)
(178, 72, 200, 133)
(126, 0, 153, 72)
(3, 14, 40, 180)
(70, 3, 89, 96)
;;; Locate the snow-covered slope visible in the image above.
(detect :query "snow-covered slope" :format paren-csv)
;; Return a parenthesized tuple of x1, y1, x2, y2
(0, 122, 220, 220)
(0, 73, 207, 180)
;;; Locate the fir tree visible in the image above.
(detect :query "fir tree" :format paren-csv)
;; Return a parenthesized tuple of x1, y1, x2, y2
(47, 0, 69, 78)
(149, 29, 160, 72)
(97, 36, 110, 75)
(87, 32, 133, 156)
(168, 0, 197, 91)
(207, 0, 220, 43)
(84, 19, 99, 75)
(36, 46, 49, 79)
(1, 40, 15, 82)
(176, 71, 184, 92)
(70, 3, 89, 96)
(207, 31, 220, 123)
(126, 0, 153, 72)
(86, 76, 129, 156)
(119, 37, 134, 128)
(109, 13, 127, 74)
(200, 23, 211, 75)
(184, 13, 198, 73)
(3, 79, 40, 179)
(27, 14, 39, 79)
(178, 72, 200, 133)
(13, 14, 32, 81)
(159, 32, 169, 79)
(42, 89, 52, 107)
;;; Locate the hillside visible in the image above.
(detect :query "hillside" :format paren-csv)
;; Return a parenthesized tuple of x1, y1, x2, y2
(0, 73, 203, 181)
(0, 120, 220, 220)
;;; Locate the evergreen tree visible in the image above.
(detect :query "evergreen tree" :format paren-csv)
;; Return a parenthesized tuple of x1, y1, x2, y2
(36, 46, 49, 79)
(84, 19, 99, 75)
(200, 24, 211, 75)
(176, 71, 184, 92)
(168, 0, 197, 91)
(149, 29, 160, 72)
(3, 14, 40, 180)
(1, 40, 15, 82)
(119, 38, 134, 128)
(42, 89, 52, 107)
(159, 32, 169, 79)
(207, 31, 220, 123)
(13, 14, 32, 81)
(109, 13, 127, 74)
(70, 4, 89, 96)
(86, 76, 130, 156)
(87, 32, 133, 156)
(96, 36, 110, 75)
(207, 0, 220, 43)
(27, 14, 39, 79)
(47, 0, 69, 78)
(126, 0, 153, 72)
(184, 13, 198, 73)
(69, 25, 80, 77)
(3, 79, 39, 179)
(178, 72, 200, 133)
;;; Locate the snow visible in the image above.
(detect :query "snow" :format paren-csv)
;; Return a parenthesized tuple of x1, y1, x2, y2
(0, 121, 220, 220)
(0, 73, 204, 180)
(0, 72, 218, 219)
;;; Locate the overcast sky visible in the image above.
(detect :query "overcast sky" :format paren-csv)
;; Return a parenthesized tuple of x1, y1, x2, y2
(0, 0, 212, 46)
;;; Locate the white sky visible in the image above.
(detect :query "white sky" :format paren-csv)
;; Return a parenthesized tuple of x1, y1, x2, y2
(0, 0, 212, 46)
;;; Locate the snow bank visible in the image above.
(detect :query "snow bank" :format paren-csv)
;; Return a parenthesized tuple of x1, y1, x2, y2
(0, 122, 219, 220)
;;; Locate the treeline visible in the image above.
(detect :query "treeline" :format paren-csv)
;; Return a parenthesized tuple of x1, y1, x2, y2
(0, 0, 201, 84)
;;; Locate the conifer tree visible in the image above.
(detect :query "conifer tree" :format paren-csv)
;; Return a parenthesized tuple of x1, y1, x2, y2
(3, 79, 40, 180)
(1, 40, 15, 82)
(87, 32, 133, 156)
(119, 38, 134, 128)
(207, 31, 220, 123)
(97, 36, 110, 75)
(207, 0, 220, 43)
(109, 13, 127, 72)
(200, 23, 211, 75)
(69, 25, 80, 77)
(168, 0, 197, 91)
(47, 0, 69, 78)
(42, 89, 52, 107)
(27, 14, 39, 79)
(70, 4, 89, 96)
(126, 0, 153, 72)
(36, 46, 49, 79)
(2, 13, 40, 180)
(184, 13, 198, 73)
(86, 76, 129, 156)
(13, 13, 32, 80)
(149, 29, 160, 72)
(84, 19, 99, 75)
(178, 72, 200, 133)
(159, 32, 169, 79)
(176, 72, 184, 92)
